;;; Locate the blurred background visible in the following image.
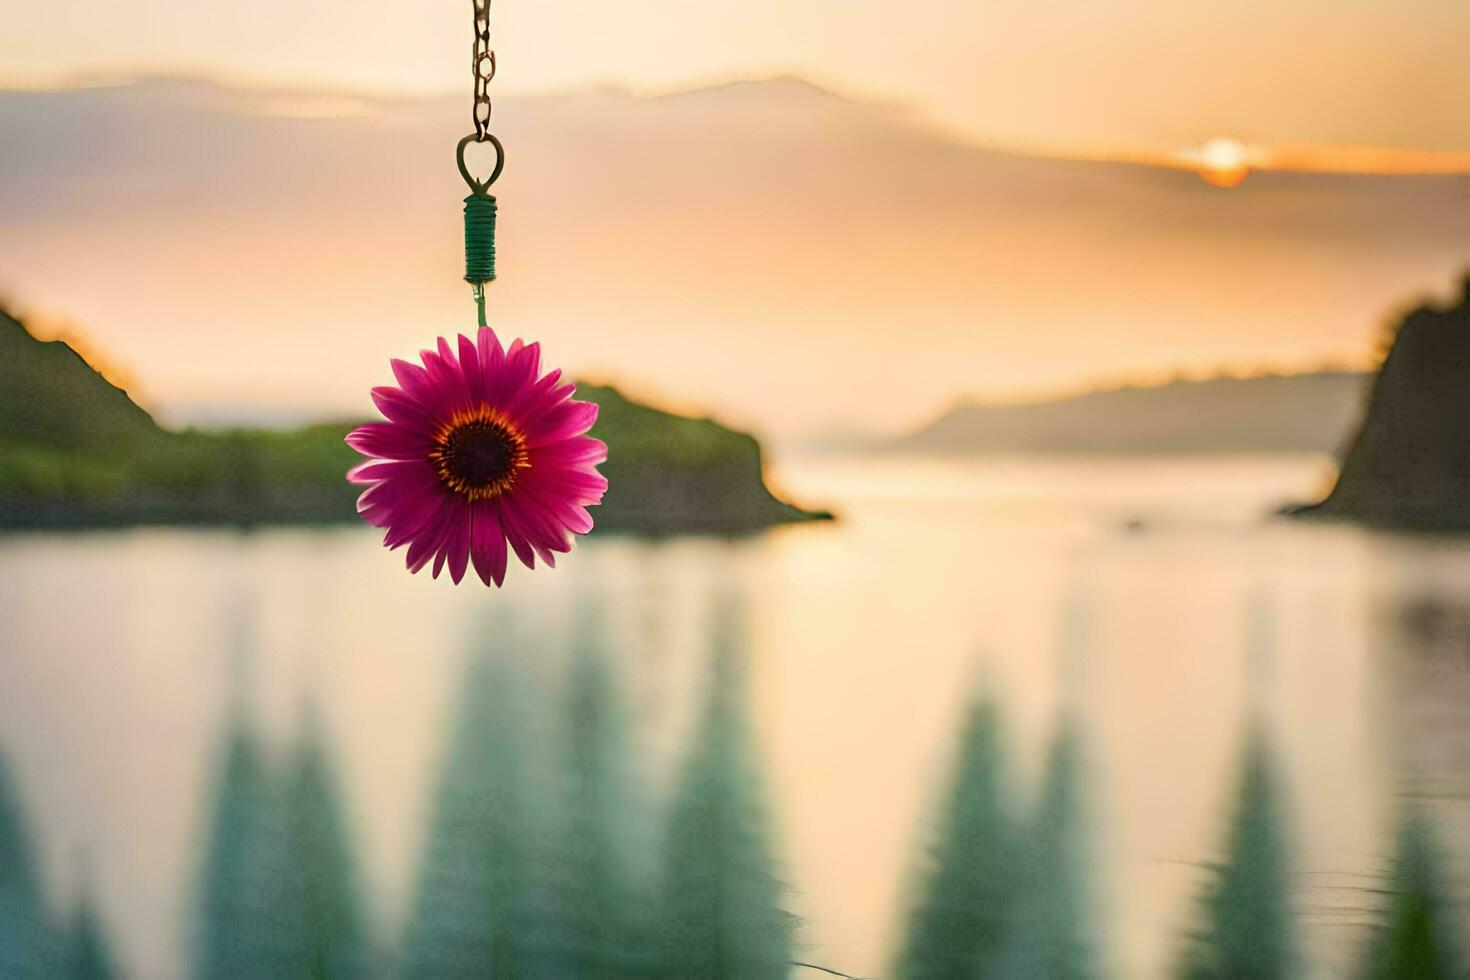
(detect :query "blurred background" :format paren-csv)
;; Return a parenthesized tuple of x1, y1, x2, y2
(5, 1, 1470, 977)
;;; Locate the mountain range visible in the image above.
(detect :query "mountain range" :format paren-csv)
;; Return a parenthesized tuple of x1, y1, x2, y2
(885, 371, 1369, 455)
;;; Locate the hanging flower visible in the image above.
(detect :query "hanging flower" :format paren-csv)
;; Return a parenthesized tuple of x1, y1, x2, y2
(346, 328, 607, 586)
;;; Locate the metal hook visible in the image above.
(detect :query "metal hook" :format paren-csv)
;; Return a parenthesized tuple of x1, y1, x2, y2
(456, 133, 505, 194)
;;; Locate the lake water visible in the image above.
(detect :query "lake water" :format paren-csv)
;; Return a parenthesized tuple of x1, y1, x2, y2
(3, 452, 1470, 978)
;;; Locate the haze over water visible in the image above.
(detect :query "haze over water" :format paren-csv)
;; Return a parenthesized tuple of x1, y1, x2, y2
(3, 452, 1467, 978)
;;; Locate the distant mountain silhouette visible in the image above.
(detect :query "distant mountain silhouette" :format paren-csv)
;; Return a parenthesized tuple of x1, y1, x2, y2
(0, 306, 827, 532)
(885, 372, 1367, 455)
(1298, 278, 1470, 530)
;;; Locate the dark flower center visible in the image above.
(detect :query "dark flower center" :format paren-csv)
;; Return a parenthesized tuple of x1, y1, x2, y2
(429, 411, 528, 501)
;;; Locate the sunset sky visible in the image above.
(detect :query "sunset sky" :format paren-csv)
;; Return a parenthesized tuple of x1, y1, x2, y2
(8, 0, 1470, 161)
(4, 2, 1470, 439)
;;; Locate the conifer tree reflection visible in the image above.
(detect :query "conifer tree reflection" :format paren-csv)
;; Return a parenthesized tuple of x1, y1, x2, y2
(1173, 725, 1295, 980)
(402, 649, 563, 977)
(63, 888, 117, 980)
(1359, 810, 1467, 980)
(194, 715, 296, 979)
(279, 705, 372, 978)
(0, 751, 56, 976)
(658, 599, 796, 978)
(555, 626, 660, 977)
(1015, 715, 1099, 980)
(896, 694, 1021, 979)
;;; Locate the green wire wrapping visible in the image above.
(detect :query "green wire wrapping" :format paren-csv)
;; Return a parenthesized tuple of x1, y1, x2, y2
(463, 193, 497, 285)
(455, 134, 503, 327)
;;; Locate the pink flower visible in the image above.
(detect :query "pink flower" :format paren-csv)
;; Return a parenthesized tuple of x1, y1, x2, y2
(346, 328, 607, 586)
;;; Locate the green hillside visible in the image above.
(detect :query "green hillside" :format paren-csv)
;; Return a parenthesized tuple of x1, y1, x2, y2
(0, 308, 827, 533)
(0, 314, 161, 452)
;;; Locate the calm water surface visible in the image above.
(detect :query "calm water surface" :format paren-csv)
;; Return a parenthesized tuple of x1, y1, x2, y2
(3, 452, 1470, 978)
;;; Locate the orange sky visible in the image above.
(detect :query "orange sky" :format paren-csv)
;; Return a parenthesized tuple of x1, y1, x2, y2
(5, 4, 1470, 437)
(5, 76, 1468, 440)
(8, 0, 1470, 159)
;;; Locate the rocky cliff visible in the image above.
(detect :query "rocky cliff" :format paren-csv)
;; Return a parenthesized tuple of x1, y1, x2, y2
(1301, 278, 1470, 530)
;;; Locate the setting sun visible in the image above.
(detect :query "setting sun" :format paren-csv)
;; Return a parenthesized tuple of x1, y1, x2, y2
(1192, 136, 1252, 188)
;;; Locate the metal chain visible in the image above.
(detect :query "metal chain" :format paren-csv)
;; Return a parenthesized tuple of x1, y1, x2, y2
(471, 0, 496, 140)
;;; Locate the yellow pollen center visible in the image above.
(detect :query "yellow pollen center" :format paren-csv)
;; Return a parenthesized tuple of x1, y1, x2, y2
(428, 409, 529, 501)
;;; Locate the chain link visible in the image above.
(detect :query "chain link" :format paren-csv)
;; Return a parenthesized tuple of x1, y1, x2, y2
(471, 0, 496, 140)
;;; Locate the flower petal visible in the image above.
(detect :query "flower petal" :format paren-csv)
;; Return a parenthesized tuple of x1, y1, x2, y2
(406, 497, 458, 573)
(507, 494, 573, 562)
(476, 325, 504, 367)
(381, 490, 445, 548)
(505, 367, 565, 419)
(348, 459, 429, 486)
(391, 358, 450, 416)
(346, 423, 432, 461)
(520, 465, 608, 508)
(458, 334, 485, 406)
(477, 328, 507, 404)
(526, 401, 600, 447)
(529, 436, 609, 468)
(485, 339, 541, 408)
(420, 348, 472, 417)
(554, 503, 595, 535)
(371, 386, 438, 434)
(444, 501, 471, 584)
(470, 503, 508, 587)
(497, 498, 538, 570)
(509, 338, 542, 381)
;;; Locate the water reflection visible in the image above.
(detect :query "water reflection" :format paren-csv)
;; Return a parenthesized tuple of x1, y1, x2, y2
(405, 646, 560, 977)
(1173, 724, 1294, 980)
(0, 751, 121, 978)
(194, 702, 370, 978)
(65, 886, 117, 980)
(1360, 810, 1464, 980)
(1021, 714, 1098, 980)
(557, 622, 659, 978)
(0, 752, 56, 975)
(660, 600, 795, 979)
(897, 695, 1020, 978)
(3, 593, 1468, 977)
(3, 457, 1470, 977)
